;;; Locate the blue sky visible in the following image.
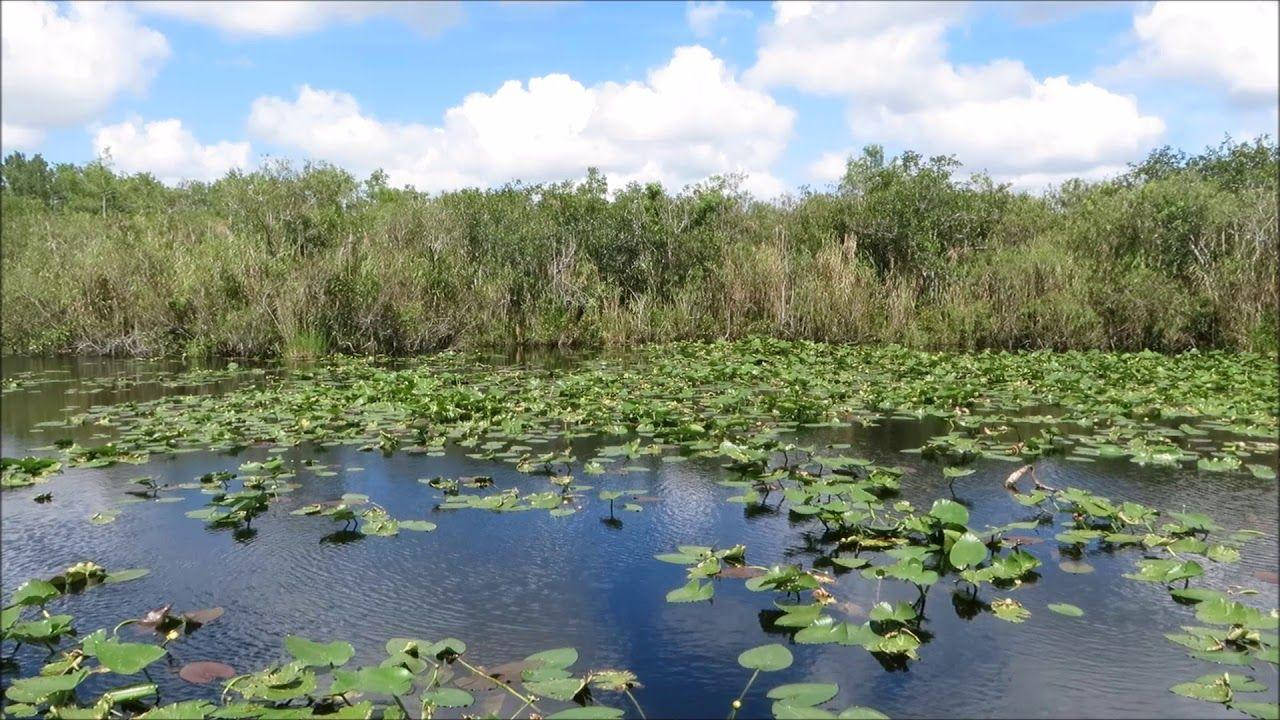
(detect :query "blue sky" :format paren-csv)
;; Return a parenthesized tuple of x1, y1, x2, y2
(2, 1, 1276, 195)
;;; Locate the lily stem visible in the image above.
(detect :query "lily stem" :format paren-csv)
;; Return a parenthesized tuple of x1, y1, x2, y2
(728, 668, 759, 720)
(456, 657, 543, 714)
(625, 688, 648, 720)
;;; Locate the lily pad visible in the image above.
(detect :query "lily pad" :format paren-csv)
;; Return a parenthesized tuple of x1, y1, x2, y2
(738, 643, 793, 672)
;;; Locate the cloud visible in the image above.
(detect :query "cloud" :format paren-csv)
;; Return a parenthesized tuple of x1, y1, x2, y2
(748, 1, 1164, 185)
(135, 1, 463, 36)
(247, 46, 794, 195)
(2, 122, 45, 152)
(1, 1, 169, 142)
(1108, 1, 1278, 105)
(92, 118, 252, 184)
(686, 1, 752, 38)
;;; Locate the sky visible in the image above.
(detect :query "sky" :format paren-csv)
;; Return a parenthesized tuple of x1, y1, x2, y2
(1, 0, 1276, 196)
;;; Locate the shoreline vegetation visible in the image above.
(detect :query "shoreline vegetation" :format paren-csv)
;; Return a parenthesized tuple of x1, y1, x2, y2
(1, 137, 1276, 357)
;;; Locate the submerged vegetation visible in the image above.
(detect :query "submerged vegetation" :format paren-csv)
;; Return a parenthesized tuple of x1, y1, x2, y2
(2, 340, 1277, 717)
(2, 137, 1277, 356)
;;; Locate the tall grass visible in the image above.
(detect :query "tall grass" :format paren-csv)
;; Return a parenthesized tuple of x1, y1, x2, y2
(2, 139, 1276, 356)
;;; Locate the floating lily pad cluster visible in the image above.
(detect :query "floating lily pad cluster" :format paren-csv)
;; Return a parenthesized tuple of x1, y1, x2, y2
(5, 565, 889, 720)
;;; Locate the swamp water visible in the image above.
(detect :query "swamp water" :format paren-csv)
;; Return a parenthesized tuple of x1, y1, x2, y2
(1, 351, 1277, 719)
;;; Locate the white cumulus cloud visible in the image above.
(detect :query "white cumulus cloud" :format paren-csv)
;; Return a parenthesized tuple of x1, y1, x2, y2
(92, 118, 252, 184)
(135, 1, 463, 36)
(247, 46, 794, 195)
(1, 1, 169, 143)
(749, 1, 1165, 188)
(1109, 1, 1279, 105)
(686, 1, 752, 38)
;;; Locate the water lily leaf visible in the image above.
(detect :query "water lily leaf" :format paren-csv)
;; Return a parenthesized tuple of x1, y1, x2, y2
(104, 568, 150, 584)
(284, 635, 354, 667)
(180, 661, 237, 685)
(422, 688, 473, 708)
(137, 700, 217, 718)
(320, 701, 375, 719)
(524, 648, 578, 670)
(1047, 603, 1084, 617)
(4, 670, 88, 703)
(88, 510, 119, 525)
(1231, 701, 1280, 720)
(523, 677, 585, 701)
(589, 670, 638, 691)
(330, 666, 413, 696)
(1246, 464, 1277, 480)
(990, 598, 1029, 623)
(1170, 681, 1231, 703)
(9, 579, 59, 606)
(928, 499, 968, 527)
(655, 552, 697, 565)
(868, 602, 917, 623)
(546, 707, 624, 720)
(92, 639, 167, 674)
(837, 708, 889, 719)
(1206, 545, 1240, 563)
(767, 682, 839, 707)
(1058, 560, 1094, 574)
(776, 707, 835, 719)
(1170, 588, 1227, 604)
(666, 578, 713, 603)
(399, 520, 436, 532)
(738, 644, 793, 672)
(949, 532, 987, 569)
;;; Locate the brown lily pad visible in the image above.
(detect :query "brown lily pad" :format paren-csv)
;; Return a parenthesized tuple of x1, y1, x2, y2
(718, 565, 766, 579)
(179, 661, 236, 684)
(1253, 570, 1279, 585)
(182, 607, 225, 626)
(454, 660, 531, 691)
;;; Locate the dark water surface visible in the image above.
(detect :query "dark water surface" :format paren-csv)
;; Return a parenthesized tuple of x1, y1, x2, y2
(2, 356, 1277, 718)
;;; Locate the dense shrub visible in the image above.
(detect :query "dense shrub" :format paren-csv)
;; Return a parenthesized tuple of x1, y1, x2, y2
(2, 138, 1275, 356)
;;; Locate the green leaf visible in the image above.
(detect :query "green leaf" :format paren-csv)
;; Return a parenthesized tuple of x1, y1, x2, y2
(767, 682, 839, 707)
(9, 579, 59, 606)
(868, 601, 917, 623)
(949, 531, 987, 569)
(738, 643, 793, 672)
(837, 708, 889, 719)
(330, 666, 413, 696)
(103, 568, 150, 584)
(5, 670, 88, 703)
(1047, 603, 1084, 617)
(137, 701, 217, 719)
(546, 707, 624, 720)
(1231, 702, 1280, 720)
(665, 578, 713, 603)
(398, 520, 436, 532)
(1170, 681, 1230, 703)
(523, 677, 585, 701)
(284, 635, 354, 667)
(421, 688, 473, 708)
(928, 499, 968, 527)
(92, 640, 167, 675)
(524, 648, 579, 669)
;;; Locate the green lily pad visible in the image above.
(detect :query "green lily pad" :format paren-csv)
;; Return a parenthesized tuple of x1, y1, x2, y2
(1047, 603, 1084, 617)
(92, 639, 167, 675)
(284, 635, 355, 667)
(738, 643, 793, 672)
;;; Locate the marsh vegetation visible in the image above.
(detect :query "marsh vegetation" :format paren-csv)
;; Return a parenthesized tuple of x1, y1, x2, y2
(1, 138, 1276, 357)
